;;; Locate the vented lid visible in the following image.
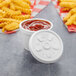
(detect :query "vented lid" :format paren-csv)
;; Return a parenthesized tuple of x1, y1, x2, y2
(29, 30, 63, 63)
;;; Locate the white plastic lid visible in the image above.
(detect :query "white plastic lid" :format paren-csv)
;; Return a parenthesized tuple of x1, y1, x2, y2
(29, 30, 63, 63)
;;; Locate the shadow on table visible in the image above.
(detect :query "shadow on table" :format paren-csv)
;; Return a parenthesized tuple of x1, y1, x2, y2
(19, 50, 61, 76)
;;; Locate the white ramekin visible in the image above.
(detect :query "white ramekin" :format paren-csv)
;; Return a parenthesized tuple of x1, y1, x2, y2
(19, 18, 53, 50)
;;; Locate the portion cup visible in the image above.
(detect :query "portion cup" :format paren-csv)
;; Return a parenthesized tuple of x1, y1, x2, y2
(19, 18, 53, 51)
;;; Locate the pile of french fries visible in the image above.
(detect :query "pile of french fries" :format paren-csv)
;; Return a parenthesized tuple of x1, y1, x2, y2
(59, 0, 76, 26)
(0, 0, 31, 32)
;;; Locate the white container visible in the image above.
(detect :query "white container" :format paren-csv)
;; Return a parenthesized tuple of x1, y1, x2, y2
(20, 18, 63, 63)
(29, 30, 63, 63)
(19, 18, 53, 50)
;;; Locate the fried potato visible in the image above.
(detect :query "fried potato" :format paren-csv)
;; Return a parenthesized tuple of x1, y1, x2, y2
(61, 8, 71, 12)
(2, 22, 19, 32)
(10, 3, 15, 10)
(73, 21, 76, 25)
(2, 7, 21, 16)
(59, 0, 76, 2)
(65, 14, 76, 25)
(0, 22, 8, 28)
(63, 8, 76, 21)
(60, 2, 76, 8)
(0, 0, 11, 8)
(22, 0, 31, 5)
(15, 5, 31, 14)
(12, 15, 31, 20)
(12, 0, 30, 9)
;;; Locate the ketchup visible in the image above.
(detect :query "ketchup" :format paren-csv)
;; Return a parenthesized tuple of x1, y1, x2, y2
(22, 20, 51, 31)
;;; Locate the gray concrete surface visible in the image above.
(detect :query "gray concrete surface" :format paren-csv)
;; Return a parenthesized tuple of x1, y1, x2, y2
(0, 2, 76, 76)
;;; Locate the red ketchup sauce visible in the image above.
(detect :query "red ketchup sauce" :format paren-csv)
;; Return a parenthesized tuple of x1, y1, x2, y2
(22, 20, 51, 31)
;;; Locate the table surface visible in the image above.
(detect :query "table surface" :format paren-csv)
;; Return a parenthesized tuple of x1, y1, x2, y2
(0, 2, 76, 76)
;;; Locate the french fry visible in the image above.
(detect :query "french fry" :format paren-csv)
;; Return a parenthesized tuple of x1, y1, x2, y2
(63, 8, 76, 21)
(10, 3, 15, 10)
(60, 2, 76, 8)
(12, 0, 30, 9)
(65, 14, 76, 25)
(0, 22, 9, 28)
(61, 8, 70, 12)
(12, 15, 31, 20)
(0, 0, 3, 3)
(0, 0, 11, 8)
(2, 22, 19, 32)
(60, 0, 76, 2)
(0, 18, 21, 23)
(22, 0, 31, 5)
(73, 21, 76, 25)
(2, 7, 21, 16)
(15, 5, 31, 14)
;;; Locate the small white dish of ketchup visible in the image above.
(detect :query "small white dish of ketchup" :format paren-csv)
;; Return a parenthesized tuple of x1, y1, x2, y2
(20, 18, 53, 50)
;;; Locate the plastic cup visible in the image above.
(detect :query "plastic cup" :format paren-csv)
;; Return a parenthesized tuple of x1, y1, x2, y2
(19, 18, 53, 51)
